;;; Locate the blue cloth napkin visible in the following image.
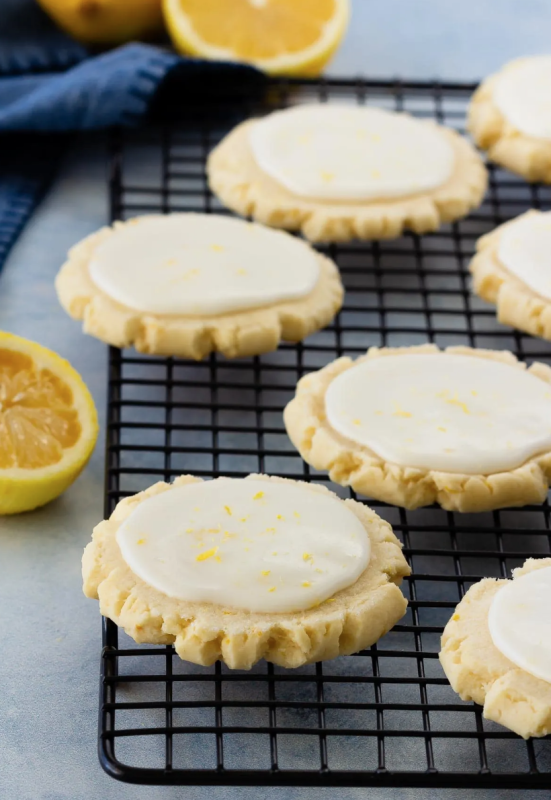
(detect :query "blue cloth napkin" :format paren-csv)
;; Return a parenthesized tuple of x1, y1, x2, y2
(0, 0, 264, 277)
(0, 44, 180, 131)
(0, 0, 87, 76)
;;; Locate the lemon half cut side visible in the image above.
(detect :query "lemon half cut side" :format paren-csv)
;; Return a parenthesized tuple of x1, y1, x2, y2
(0, 332, 99, 515)
(163, 0, 350, 77)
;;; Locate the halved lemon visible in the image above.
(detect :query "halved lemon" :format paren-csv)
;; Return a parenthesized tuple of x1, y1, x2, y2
(36, 0, 165, 46)
(0, 332, 99, 515)
(162, 0, 350, 77)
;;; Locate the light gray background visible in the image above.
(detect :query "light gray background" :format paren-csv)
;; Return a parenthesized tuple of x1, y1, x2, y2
(2, 1, 551, 798)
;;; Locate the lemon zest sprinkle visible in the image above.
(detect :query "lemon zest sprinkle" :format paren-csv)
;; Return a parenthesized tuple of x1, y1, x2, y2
(136, 538, 146, 545)
(253, 491, 264, 500)
(268, 586, 276, 593)
(393, 402, 412, 418)
(224, 505, 232, 516)
(196, 547, 218, 562)
(302, 581, 312, 588)
(445, 393, 469, 413)
(303, 552, 313, 561)
(261, 570, 271, 577)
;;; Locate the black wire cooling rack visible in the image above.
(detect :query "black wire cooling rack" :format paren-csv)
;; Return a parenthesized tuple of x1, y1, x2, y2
(100, 78, 551, 788)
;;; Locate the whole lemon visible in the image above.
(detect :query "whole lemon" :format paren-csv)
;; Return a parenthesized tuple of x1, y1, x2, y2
(37, 0, 165, 46)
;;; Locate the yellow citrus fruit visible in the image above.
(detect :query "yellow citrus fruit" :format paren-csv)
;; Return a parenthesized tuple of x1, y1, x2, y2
(162, 0, 350, 77)
(36, 0, 164, 46)
(0, 332, 99, 515)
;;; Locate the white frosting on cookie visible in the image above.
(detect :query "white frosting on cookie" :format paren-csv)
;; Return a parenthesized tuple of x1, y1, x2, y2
(498, 211, 551, 301)
(489, 565, 551, 684)
(249, 104, 454, 201)
(89, 214, 320, 315)
(324, 353, 551, 474)
(493, 56, 551, 140)
(116, 478, 370, 614)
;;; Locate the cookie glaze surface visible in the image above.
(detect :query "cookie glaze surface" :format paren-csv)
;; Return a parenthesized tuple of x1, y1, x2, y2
(249, 104, 454, 201)
(117, 478, 370, 613)
(325, 353, 551, 473)
(89, 214, 320, 315)
(489, 565, 551, 684)
(494, 56, 551, 140)
(498, 211, 551, 301)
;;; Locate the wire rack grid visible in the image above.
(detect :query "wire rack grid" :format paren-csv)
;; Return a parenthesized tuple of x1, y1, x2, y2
(100, 77, 551, 788)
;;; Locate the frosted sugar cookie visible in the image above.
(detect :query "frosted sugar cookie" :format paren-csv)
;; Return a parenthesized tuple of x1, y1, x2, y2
(469, 56, 551, 181)
(207, 104, 487, 242)
(440, 558, 551, 738)
(82, 474, 410, 669)
(470, 210, 551, 340)
(55, 213, 343, 359)
(284, 344, 551, 512)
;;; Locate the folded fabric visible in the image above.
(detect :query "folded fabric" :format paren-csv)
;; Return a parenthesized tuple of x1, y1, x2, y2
(0, 134, 72, 278)
(0, 0, 264, 277)
(0, 43, 264, 131)
(0, 0, 87, 76)
(0, 44, 180, 131)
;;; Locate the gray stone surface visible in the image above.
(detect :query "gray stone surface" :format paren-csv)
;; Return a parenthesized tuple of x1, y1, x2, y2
(2, 2, 551, 797)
